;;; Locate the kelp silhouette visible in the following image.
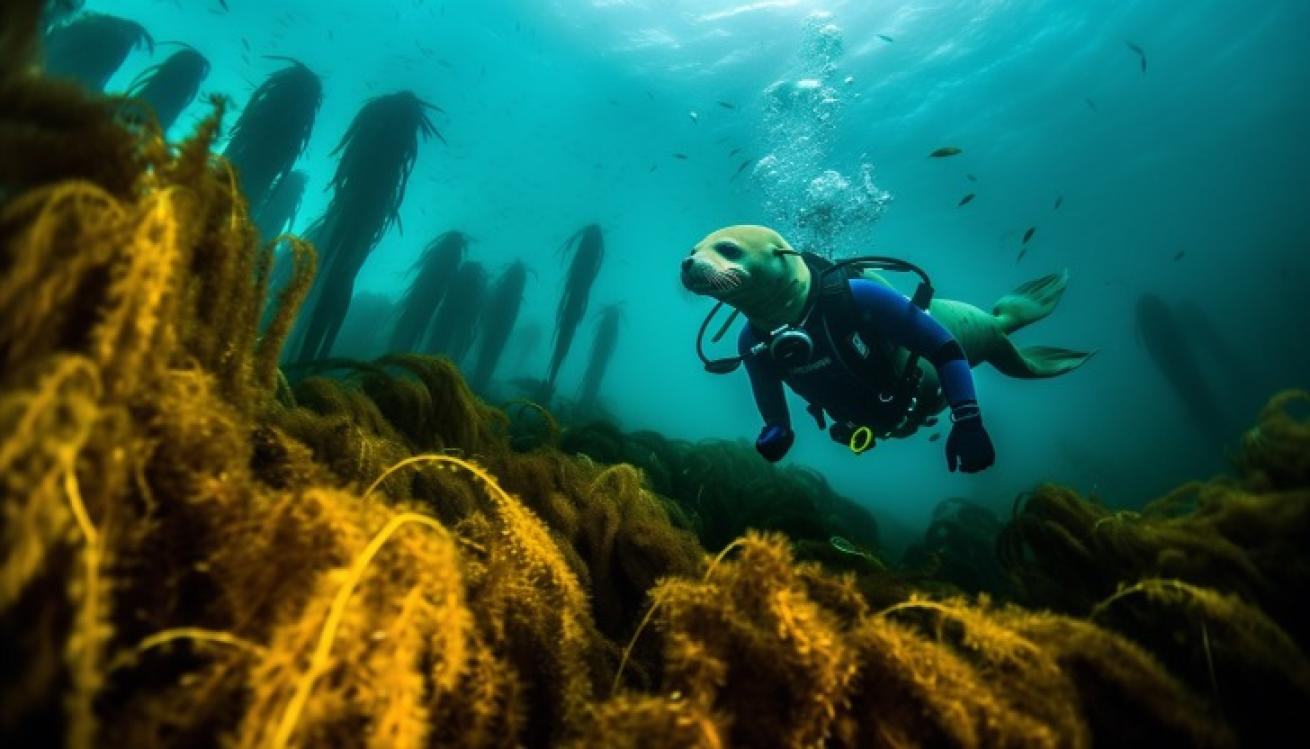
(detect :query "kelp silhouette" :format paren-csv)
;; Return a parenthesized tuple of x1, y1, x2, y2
(1, 14, 1306, 748)
(389, 230, 468, 354)
(469, 260, 528, 391)
(126, 44, 209, 132)
(254, 169, 307, 240)
(222, 59, 321, 216)
(577, 303, 622, 405)
(424, 259, 486, 363)
(43, 12, 152, 91)
(293, 91, 441, 362)
(546, 223, 604, 392)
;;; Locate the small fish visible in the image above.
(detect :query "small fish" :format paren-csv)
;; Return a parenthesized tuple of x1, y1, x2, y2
(877, 34, 894, 43)
(1126, 41, 1147, 73)
(928, 432, 942, 442)
(829, 535, 887, 569)
(1173, 250, 1185, 261)
(649, 164, 658, 173)
(217, 0, 229, 10)
(688, 110, 699, 125)
(1054, 195, 1063, 210)
(1085, 97, 1098, 111)
(728, 147, 741, 157)
(957, 193, 975, 207)
(1017, 247, 1028, 263)
(1022, 226, 1036, 244)
(929, 146, 962, 158)
(717, 100, 735, 109)
(966, 173, 977, 182)
(672, 153, 688, 160)
(731, 159, 752, 180)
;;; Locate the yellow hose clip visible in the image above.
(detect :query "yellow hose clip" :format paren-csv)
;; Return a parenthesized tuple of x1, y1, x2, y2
(848, 426, 875, 454)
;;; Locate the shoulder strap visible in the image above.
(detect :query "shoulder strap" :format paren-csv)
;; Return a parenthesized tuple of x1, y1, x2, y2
(803, 256, 901, 389)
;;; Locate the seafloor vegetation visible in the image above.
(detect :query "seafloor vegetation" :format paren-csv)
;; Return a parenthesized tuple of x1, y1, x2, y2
(3, 6, 1309, 747)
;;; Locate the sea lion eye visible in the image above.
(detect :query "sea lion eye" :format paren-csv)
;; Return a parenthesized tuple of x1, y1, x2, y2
(715, 242, 744, 260)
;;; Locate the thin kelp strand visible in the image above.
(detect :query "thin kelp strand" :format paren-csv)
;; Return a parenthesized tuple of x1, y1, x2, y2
(271, 511, 451, 749)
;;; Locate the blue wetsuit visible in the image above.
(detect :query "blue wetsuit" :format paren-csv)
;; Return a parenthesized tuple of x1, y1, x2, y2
(742, 278, 996, 472)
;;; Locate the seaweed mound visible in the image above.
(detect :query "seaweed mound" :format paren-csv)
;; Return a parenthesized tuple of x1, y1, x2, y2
(998, 390, 1310, 742)
(1, 19, 1307, 749)
(560, 422, 880, 558)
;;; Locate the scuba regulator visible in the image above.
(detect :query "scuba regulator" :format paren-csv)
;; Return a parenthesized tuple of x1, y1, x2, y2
(695, 251, 935, 374)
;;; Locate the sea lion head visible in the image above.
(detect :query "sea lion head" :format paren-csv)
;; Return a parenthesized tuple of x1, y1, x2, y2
(681, 225, 812, 329)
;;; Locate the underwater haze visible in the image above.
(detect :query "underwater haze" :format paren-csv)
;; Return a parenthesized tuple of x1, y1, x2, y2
(11, 0, 1310, 745)
(90, 0, 1310, 538)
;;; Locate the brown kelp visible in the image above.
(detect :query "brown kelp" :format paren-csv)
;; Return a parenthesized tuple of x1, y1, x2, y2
(424, 260, 486, 363)
(253, 169, 307, 240)
(3, 0, 44, 74)
(595, 533, 1227, 748)
(577, 303, 622, 405)
(3, 20, 1309, 747)
(293, 91, 440, 362)
(222, 58, 322, 215)
(125, 44, 209, 132)
(998, 393, 1310, 643)
(42, 12, 152, 92)
(546, 223, 604, 391)
(997, 390, 1310, 743)
(901, 497, 1013, 597)
(559, 421, 880, 556)
(388, 230, 469, 354)
(469, 260, 528, 391)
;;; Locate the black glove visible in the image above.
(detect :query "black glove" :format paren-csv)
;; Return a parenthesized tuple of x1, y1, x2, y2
(945, 404, 995, 473)
(756, 424, 794, 463)
(828, 421, 854, 446)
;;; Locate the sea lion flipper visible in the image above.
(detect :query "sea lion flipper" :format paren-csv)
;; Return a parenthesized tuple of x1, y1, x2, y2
(989, 342, 1095, 379)
(992, 269, 1070, 334)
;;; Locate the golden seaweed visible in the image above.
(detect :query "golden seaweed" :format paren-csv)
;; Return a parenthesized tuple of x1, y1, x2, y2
(1, 24, 1306, 749)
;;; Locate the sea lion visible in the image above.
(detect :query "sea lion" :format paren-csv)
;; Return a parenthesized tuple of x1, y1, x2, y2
(681, 224, 1094, 423)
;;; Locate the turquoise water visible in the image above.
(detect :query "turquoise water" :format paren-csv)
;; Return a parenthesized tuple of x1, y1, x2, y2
(88, 0, 1309, 538)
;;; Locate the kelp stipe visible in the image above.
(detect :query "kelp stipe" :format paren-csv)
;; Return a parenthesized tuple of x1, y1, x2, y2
(546, 223, 604, 391)
(469, 260, 528, 391)
(424, 259, 486, 363)
(254, 170, 307, 241)
(389, 230, 468, 354)
(577, 302, 622, 405)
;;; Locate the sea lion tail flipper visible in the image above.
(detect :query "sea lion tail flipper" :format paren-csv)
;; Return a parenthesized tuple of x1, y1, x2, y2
(992, 269, 1070, 334)
(989, 342, 1096, 379)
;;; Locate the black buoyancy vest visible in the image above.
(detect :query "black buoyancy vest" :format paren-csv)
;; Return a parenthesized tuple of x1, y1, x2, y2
(799, 251, 924, 407)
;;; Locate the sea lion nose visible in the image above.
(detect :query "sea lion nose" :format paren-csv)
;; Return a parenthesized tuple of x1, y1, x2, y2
(681, 257, 694, 272)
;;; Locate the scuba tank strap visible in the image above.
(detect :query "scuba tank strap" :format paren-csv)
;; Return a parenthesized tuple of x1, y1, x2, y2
(805, 251, 932, 418)
(808, 256, 903, 390)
